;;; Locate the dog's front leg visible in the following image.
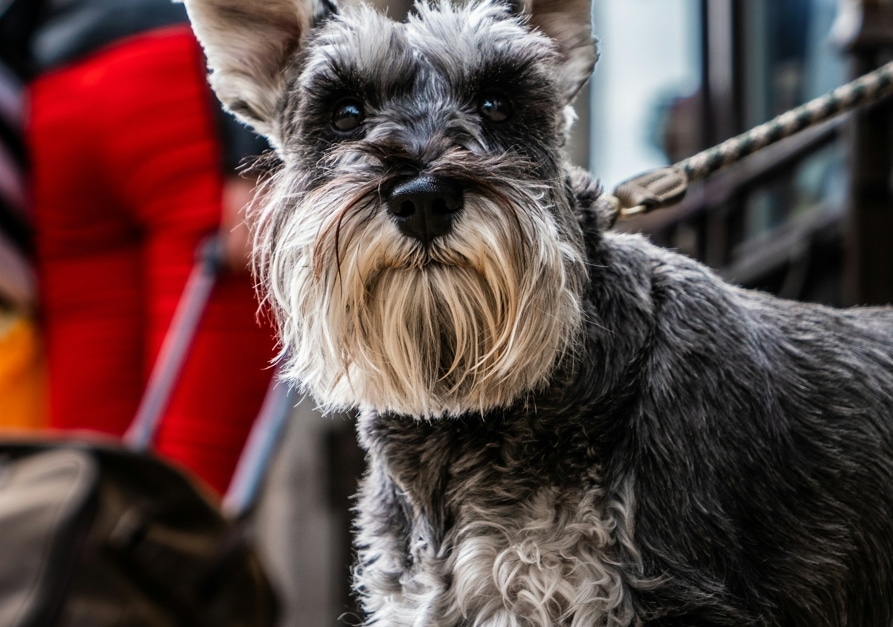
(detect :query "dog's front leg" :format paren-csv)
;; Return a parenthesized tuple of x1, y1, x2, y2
(353, 452, 459, 626)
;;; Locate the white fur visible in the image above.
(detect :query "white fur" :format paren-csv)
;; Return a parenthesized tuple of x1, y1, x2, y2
(354, 471, 644, 626)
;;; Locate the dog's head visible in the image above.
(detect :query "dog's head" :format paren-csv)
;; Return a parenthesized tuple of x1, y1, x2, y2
(184, 0, 597, 417)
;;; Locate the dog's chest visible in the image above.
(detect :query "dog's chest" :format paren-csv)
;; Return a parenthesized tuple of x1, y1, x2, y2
(356, 412, 638, 626)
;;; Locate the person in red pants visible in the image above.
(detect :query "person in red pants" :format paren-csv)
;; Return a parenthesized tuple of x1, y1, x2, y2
(25, 0, 277, 495)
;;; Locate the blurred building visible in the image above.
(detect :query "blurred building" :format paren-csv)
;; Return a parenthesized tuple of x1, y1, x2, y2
(597, 0, 893, 308)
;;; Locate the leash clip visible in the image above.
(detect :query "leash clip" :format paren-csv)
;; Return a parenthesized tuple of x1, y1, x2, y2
(608, 165, 690, 221)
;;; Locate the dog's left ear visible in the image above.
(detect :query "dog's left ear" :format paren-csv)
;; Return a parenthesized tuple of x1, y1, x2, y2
(180, 0, 336, 141)
(511, 0, 597, 102)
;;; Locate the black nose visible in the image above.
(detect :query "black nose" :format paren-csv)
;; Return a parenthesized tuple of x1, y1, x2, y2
(386, 175, 464, 244)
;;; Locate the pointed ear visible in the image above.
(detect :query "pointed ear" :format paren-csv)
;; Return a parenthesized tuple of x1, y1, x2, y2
(181, 0, 337, 139)
(514, 0, 597, 102)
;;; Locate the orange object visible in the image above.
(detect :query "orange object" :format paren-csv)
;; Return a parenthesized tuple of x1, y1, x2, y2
(0, 312, 48, 431)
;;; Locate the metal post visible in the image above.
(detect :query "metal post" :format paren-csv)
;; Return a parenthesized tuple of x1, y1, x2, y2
(834, 0, 893, 305)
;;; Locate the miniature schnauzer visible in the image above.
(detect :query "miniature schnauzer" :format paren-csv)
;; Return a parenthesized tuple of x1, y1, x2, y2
(183, 0, 893, 624)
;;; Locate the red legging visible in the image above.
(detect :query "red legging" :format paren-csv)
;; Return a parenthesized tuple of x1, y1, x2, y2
(27, 26, 276, 494)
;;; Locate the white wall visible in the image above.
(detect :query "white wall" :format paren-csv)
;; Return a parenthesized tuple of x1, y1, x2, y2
(589, 0, 700, 189)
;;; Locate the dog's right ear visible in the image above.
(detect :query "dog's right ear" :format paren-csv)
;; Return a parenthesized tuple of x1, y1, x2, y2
(181, 0, 336, 140)
(508, 0, 597, 103)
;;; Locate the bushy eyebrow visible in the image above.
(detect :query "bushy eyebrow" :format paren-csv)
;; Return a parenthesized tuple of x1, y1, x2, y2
(298, 23, 417, 110)
(405, 7, 558, 97)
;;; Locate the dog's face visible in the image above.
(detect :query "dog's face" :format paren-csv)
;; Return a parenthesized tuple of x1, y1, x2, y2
(184, 0, 597, 417)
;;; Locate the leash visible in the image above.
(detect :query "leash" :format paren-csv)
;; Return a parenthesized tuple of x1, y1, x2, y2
(603, 59, 893, 222)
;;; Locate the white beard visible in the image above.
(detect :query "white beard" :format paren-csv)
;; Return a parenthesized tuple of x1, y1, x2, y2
(252, 165, 585, 417)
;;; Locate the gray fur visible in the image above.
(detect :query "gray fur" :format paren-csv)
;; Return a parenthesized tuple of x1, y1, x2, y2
(182, 0, 893, 624)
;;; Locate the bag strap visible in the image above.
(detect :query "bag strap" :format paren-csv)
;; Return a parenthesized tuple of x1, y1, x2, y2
(124, 237, 223, 450)
(221, 378, 293, 516)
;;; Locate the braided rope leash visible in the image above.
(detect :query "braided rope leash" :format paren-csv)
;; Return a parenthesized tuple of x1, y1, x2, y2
(605, 59, 893, 222)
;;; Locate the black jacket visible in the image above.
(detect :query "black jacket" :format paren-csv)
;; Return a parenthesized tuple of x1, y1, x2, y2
(30, 0, 188, 73)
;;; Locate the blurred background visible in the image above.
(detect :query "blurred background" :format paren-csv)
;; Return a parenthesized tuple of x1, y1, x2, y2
(593, 0, 893, 310)
(1, 0, 892, 625)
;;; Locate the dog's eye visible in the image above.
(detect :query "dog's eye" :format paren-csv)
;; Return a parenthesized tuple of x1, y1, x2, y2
(479, 93, 512, 123)
(331, 99, 365, 133)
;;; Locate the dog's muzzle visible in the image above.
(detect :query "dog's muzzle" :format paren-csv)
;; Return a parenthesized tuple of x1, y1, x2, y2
(387, 174, 464, 245)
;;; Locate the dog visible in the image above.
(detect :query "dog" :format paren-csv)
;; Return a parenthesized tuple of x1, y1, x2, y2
(182, 0, 893, 624)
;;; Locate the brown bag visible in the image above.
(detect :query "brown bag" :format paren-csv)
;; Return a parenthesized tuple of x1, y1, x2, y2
(0, 440, 278, 627)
